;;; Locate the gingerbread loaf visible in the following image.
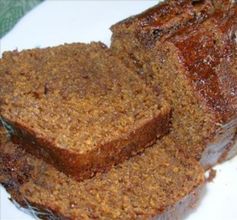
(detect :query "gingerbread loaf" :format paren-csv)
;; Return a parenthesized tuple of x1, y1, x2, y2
(0, 126, 204, 220)
(111, 1, 237, 168)
(0, 42, 170, 181)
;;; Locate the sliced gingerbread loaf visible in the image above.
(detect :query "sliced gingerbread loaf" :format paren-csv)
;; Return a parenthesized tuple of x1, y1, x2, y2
(111, 2, 237, 168)
(0, 126, 204, 220)
(0, 42, 170, 181)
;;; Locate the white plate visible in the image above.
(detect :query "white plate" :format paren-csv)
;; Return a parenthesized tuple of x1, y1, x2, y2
(1, 1, 237, 220)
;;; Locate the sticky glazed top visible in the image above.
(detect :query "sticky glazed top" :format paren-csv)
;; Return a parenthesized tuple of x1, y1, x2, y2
(168, 6, 237, 123)
(111, 0, 215, 45)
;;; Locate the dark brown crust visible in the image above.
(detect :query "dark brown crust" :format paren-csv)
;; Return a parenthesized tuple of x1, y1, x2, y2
(169, 7, 237, 122)
(113, 0, 234, 31)
(112, 0, 213, 29)
(111, 0, 214, 47)
(2, 105, 170, 181)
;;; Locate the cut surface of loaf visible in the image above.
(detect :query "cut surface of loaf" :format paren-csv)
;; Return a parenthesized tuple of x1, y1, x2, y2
(0, 42, 170, 181)
(111, 1, 237, 168)
(0, 126, 204, 220)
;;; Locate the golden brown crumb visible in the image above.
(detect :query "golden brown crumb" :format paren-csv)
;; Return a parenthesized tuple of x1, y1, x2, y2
(0, 42, 170, 181)
(0, 126, 204, 220)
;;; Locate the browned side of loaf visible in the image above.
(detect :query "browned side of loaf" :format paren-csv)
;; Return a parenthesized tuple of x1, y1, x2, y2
(3, 105, 170, 181)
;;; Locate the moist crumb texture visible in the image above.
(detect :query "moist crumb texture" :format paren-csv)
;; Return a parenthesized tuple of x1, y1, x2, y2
(1, 0, 237, 219)
(111, 0, 237, 168)
(0, 42, 170, 181)
(0, 126, 204, 220)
